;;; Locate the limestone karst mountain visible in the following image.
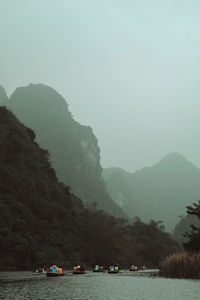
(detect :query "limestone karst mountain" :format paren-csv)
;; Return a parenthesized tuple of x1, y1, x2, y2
(103, 153, 200, 230)
(6, 83, 126, 218)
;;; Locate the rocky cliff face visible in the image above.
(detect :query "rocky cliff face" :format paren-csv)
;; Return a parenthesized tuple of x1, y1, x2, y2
(7, 83, 126, 218)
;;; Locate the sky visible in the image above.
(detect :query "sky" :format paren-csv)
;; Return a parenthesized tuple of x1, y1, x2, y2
(1, 0, 200, 171)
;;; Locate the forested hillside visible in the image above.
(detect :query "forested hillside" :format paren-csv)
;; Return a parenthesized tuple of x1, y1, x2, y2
(0, 106, 178, 270)
(0, 106, 84, 269)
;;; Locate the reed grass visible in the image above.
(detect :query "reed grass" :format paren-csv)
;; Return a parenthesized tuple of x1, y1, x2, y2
(160, 251, 200, 279)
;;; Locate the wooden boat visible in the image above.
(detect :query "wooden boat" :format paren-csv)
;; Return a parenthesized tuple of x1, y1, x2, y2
(73, 270, 85, 274)
(138, 265, 146, 270)
(93, 265, 104, 272)
(33, 269, 46, 275)
(73, 265, 85, 274)
(108, 266, 119, 274)
(46, 265, 64, 277)
(108, 269, 119, 274)
(129, 265, 138, 271)
(46, 271, 64, 277)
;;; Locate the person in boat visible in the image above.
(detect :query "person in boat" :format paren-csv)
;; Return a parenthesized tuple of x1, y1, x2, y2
(95, 265, 99, 271)
(80, 265, 85, 271)
(50, 265, 58, 273)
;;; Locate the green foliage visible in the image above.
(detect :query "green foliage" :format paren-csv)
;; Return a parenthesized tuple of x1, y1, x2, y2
(82, 209, 178, 268)
(183, 200, 200, 251)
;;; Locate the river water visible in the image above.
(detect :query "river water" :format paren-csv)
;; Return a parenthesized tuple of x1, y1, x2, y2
(0, 270, 199, 300)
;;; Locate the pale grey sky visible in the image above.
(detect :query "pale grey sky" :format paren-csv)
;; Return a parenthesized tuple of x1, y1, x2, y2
(1, 0, 200, 171)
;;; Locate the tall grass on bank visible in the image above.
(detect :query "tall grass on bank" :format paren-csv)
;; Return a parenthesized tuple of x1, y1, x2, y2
(160, 252, 200, 279)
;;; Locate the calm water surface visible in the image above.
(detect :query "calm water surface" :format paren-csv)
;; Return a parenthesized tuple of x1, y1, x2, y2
(0, 270, 199, 300)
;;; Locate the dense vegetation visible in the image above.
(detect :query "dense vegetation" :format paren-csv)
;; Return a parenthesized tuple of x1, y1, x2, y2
(104, 153, 200, 230)
(160, 201, 200, 278)
(0, 106, 85, 269)
(6, 83, 126, 219)
(184, 200, 200, 251)
(82, 212, 178, 268)
(173, 214, 199, 245)
(160, 252, 200, 279)
(0, 107, 178, 270)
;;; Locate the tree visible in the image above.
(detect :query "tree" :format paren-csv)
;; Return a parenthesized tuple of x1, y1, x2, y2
(184, 200, 200, 251)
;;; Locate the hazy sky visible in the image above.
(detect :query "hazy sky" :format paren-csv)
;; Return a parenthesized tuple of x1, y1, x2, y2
(1, 0, 200, 171)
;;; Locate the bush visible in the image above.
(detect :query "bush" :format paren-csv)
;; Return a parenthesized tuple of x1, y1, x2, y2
(160, 251, 200, 279)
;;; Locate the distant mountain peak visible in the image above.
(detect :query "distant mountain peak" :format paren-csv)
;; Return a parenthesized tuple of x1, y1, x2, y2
(154, 152, 197, 169)
(11, 83, 68, 108)
(160, 152, 186, 161)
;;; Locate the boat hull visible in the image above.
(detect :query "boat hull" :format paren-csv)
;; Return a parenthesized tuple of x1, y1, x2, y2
(46, 272, 64, 277)
(73, 271, 85, 275)
(108, 270, 119, 274)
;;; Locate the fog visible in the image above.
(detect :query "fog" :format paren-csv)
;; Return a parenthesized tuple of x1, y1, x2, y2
(1, 0, 200, 171)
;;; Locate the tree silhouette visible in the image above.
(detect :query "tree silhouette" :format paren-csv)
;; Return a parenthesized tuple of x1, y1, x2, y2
(184, 200, 200, 251)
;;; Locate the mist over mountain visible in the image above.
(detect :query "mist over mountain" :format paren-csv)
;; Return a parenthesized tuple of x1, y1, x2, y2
(0, 85, 9, 105)
(103, 153, 200, 230)
(6, 83, 126, 218)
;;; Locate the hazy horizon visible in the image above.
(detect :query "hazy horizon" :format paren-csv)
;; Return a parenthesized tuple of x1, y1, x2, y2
(1, 0, 200, 172)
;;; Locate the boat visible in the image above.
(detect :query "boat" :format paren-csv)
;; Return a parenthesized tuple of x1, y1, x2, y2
(46, 265, 64, 277)
(129, 265, 138, 271)
(138, 265, 146, 270)
(73, 265, 85, 274)
(93, 265, 104, 272)
(33, 267, 46, 274)
(108, 266, 119, 274)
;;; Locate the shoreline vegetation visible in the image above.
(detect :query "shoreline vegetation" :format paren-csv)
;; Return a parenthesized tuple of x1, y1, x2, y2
(160, 252, 200, 279)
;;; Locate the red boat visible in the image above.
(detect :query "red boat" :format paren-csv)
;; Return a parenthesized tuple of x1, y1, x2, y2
(73, 265, 85, 274)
